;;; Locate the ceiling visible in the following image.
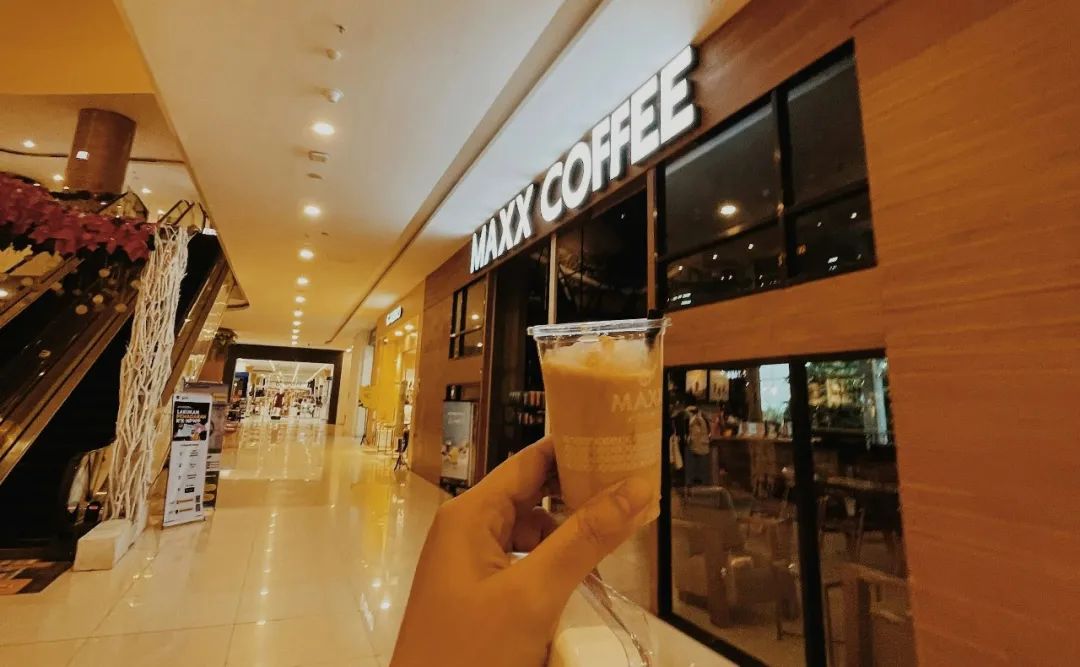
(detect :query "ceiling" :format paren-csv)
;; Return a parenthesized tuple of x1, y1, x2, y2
(114, 0, 750, 349)
(0, 93, 199, 219)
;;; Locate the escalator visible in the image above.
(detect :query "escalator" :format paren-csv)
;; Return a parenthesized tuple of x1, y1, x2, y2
(0, 205, 231, 559)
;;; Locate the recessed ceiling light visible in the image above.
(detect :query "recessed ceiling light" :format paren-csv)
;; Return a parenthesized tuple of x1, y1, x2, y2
(75, 150, 89, 160)
(299, 248, 315, 260)
(52, 174, 64, 182)
(292, 320, 301, 326)
(718, 203, 738, 217)
(303, 204, 322, 218)
(156, 209, 165, 216)
(293, 310, 303, 317)
(296, 276, 309, 286)
(404, 324, 415, 332)
(291, 341, 298, 346)
(0, 288, 9, 299)
(394, 331, 403, 337)
(141, 187, 152, 194)
(346, 347, 353, 353)
(748, 243, 755, 250)
(311, 121, 335, 136)
(292, 328, 300, 334)
(295, 295, 306, 303)
(22, 139, 35, 149)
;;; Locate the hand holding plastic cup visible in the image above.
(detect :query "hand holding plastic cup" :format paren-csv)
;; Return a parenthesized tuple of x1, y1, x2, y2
(528, 317, 669, 522)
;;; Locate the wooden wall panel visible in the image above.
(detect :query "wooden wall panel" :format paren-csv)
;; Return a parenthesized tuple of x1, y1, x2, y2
(666, 269, 886, 367)
(855, 0, 1080, 663)
(412, 266, 487, 485)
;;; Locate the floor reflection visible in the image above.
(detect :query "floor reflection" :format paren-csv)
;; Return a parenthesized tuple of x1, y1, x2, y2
(0, 421, 447, 666)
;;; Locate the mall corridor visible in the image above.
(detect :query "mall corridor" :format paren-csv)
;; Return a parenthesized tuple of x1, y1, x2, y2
(0, 422, 442, 666)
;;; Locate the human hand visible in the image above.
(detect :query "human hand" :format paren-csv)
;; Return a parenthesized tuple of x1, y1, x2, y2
(389, 436, 653, 667)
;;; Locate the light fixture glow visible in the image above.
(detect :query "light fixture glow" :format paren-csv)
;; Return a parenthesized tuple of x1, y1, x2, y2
(292, 320, 301, 326)
(470, 313, 479, 321)
(303, 204, 322, 218)
(394, 331, 403, 337)
(748, 243, 755, 250)
(0, 288, 9, 299)
(292, 329, 300, 335)
(52, 174, 64, 182)
(296, 276, 309, 286)
(141, 187, 152, 194)
(718, 203, 738, 218)
(295, 295, 306, 303)
(311, 121, 336, 136)
(75, 150, 89, 160)
(22, 139, 35, 149)
(299, 248, 315, 260)
(404, 324, 414, 332)
(293, 310, 303, 317)
(850, 212, 858, 220)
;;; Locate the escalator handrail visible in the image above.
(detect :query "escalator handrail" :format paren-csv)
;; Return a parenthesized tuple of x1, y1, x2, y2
(0, 255, 81, 330)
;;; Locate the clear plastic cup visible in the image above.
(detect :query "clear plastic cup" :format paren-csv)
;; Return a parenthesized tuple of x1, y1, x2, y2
(528, 317, 669, 521)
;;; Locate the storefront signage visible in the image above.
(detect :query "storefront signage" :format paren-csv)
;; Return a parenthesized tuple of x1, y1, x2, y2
(385, 305, 404, 326)
(470, 45, 698, 273)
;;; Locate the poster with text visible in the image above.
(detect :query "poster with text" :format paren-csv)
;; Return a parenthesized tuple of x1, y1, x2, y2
(164, 393, 211, 527)
(184, 381, 228, 509)
(441, 401, 476, 483)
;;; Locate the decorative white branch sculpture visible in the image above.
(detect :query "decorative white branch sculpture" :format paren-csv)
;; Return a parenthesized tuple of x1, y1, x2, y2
(108, 224, 189, 532)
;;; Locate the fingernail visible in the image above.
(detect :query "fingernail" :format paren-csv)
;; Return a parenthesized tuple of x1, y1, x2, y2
(611, 476, 653, 517)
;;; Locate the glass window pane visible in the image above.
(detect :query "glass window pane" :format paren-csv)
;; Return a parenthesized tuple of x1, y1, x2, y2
(665, 224, 783, 309)
(791, 190, 875, 279)
(460, 329, 484, 357)
(787, 57, 867, 202)
(806, 357, 913, 667)
(556, 192, 647, 323)
(664, 104, 780, 257)
(464, 279, 486, 331)
(578, 195, 648, 321)
(667, 364, 805, 666)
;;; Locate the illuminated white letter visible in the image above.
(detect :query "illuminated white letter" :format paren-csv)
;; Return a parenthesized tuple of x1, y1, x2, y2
(630, 75, 659, 164)
(514, 184, 535, 243)
(590, 117, 611, 192)
(497, 203, 515, 256)
(561, 141, 592, 211)
(470, 225, 487, 272)
(484, 217, 499, 264)
(540, 162, 564, 223)
(609, 100, 631, 180)
(659, 46, 697, 143)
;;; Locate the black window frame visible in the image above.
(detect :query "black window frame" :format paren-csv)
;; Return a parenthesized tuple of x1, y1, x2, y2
(659, 41, 874, 311)
(449, 277, 486, 359)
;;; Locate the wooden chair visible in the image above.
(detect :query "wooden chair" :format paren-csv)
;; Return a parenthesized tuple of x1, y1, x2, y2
(839, 563, 916, 667)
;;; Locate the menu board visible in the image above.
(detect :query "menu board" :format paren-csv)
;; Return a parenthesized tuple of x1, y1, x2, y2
(163, 393, 211, 527)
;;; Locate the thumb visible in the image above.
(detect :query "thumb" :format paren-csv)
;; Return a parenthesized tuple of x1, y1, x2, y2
(518, 476, 654, 604)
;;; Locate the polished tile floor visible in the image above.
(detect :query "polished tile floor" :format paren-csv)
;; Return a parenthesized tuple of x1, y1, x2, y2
(0, 420, 445, 666)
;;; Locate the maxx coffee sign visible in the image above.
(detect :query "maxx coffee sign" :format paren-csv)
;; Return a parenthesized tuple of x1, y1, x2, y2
(469, 45, 699, 274)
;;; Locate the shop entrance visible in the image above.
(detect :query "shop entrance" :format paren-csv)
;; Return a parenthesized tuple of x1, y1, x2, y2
(232, 358, 335, 423)
(367, 314, 419, 457)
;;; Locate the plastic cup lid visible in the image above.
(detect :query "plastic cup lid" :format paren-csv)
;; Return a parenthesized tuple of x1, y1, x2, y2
(528, 317, 670, 339)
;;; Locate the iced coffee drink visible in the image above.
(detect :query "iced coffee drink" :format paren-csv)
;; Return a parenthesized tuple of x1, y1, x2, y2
(529, 318, 668, 521)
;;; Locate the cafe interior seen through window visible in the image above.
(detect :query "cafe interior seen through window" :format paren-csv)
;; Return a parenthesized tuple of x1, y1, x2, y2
(449, 277, 486, 358)
(662, 42, 874, 310)
(663, 352, 911, 666)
